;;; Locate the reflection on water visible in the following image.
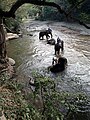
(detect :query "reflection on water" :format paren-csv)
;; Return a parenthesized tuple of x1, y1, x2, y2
(6, 20, 90, 118)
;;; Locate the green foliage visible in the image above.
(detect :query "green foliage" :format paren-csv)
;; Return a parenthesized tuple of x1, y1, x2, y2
(79, 13, 90, 22)
(4, 18, 20, 33)
(37, 0, 90, 23)
(42, 7, 59, 20)
(0, 72, 90, 120)
(0, 0, 21, 33)
(66, 0, 90, 23)
(0, 74, 42, 120)
(0, 73, 10, 86)
(0, 0, 16, 11)
(31, 72, 89, 120)
(38, 0, 68, 21)
(27, 5, 41, 17)
(67, 0, 78, 5)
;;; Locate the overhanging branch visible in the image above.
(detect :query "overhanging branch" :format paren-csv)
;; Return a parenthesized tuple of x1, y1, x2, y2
(67, 0, 86, 15)
(0, 0, 90, 29)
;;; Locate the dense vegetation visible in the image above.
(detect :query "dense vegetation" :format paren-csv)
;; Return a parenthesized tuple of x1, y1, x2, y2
(0, 0, 90, 32)
(0, 0, 18, 32)
(0, 0, 30, 33)
(28, 0, 90, 22)
(0, 72, 89, 120)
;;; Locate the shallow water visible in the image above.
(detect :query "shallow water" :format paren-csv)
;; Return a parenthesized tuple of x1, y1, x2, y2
(6, 20, 90, 95)
(6, 20, 90, 118)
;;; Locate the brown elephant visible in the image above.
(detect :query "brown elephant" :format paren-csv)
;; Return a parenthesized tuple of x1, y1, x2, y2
(39, 28, 52, 40)
(47, 38, 55, 45)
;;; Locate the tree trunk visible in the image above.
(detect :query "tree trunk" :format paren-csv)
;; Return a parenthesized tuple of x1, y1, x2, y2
(0, 17, 7, 63)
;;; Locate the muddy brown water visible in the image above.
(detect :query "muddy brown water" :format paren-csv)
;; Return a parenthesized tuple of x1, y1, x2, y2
(6, 20, 90, 118)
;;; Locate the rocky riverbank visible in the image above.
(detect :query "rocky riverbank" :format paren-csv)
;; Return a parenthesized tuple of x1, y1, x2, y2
(0, 32, 18, 78)
(0, 57, 15, 79)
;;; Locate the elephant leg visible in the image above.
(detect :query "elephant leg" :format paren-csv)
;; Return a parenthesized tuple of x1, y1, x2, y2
(46, 34, 50, 39)
(51, 33, 52, 38)
(39, 32, 44, 40)
(40, 35, 44, 40)
(39, 35, 41, 40)
(57, 50, 60, 55)
(42, 35, 44, 39)
(55, 50, 57, 55)
(39, 33, 42, 40)
(61, 41, 64, 51)
(55, 50, 59, 55)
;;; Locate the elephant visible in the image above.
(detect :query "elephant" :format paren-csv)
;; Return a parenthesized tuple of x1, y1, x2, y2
(39, 28, 52, 40)
(54, 40, 64, 55)
(47, 38, 55, 45)
(50, 57, 67, 73)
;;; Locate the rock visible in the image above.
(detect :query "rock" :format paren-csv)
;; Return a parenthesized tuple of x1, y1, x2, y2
(18, 33, 23, 37)
(0, 64, 7, 71)
(0, 59, 15, 79)
(27, 33, 33, 36)
(0, 111, 6, 120)
(0, 114, 6, 120)
(8, 58, 15, 66)
(6, 33, 19, 40)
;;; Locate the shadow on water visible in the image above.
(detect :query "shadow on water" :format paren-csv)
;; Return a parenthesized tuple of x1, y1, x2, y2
(6, 20, 90, 120)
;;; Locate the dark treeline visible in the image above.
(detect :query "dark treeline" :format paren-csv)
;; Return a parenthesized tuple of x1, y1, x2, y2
(0, 0, 90, 33)
(31, 0, 90, 23)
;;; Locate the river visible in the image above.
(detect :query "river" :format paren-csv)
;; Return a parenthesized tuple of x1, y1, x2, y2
(6, 20, 90, 95)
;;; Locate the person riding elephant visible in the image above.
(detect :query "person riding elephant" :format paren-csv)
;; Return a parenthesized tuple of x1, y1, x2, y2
(47, 28, 52, 38)
(54, 38, 64, 55)
(57, 37, 61, 43)
(39, 28, 52, 40)
(57, 37, 64, 51)
(54, 41, 61, 55)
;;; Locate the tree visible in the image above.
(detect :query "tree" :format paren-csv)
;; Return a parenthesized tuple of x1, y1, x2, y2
(0, 18, 7, 63)
(0, 0, 90, 64)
